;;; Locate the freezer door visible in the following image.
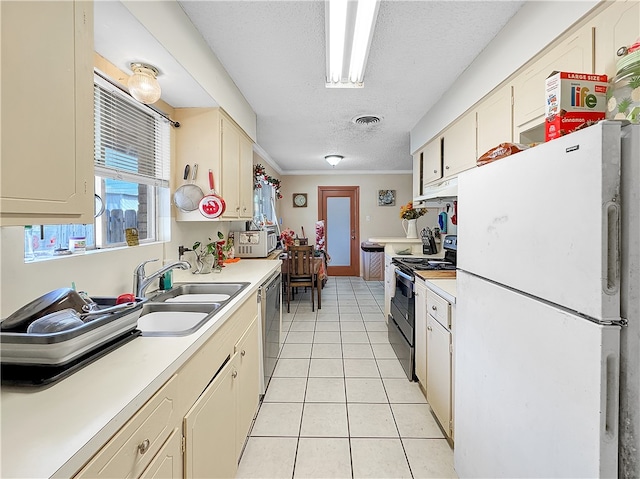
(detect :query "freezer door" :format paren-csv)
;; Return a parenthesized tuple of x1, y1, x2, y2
(454, 271, 620, 478)
(458, 121, 622, 322)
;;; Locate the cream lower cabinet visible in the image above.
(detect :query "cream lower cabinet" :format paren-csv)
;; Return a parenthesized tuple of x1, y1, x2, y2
(414, 279, 428, 390)
(235, 318, 260, 459)
(75, 375, 180, 479)
(426, 289, 453, 440)
(183, 317, 260, 478)
(74, 294, 261, 479)
(184, 354, 238, 478)
(139, 428, 183, 479)
(0, 0, 94, 226)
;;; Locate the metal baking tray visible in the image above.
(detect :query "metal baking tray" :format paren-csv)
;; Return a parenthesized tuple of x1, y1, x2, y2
(0, 297, 145, 366)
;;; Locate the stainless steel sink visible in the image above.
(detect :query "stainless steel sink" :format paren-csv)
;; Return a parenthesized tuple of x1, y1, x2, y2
(149, 282, 249, 304)
(138, 302, 222, 336)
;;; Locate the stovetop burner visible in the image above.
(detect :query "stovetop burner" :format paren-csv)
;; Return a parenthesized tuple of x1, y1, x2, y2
(392, 235, 457, 275)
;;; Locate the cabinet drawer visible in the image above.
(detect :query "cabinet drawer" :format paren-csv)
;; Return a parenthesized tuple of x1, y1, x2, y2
(426, 290, 451, 329)
(76, 375, 179, 479)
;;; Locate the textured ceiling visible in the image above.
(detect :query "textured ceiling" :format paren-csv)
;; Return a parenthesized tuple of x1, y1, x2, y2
(178, 0, 525, 173)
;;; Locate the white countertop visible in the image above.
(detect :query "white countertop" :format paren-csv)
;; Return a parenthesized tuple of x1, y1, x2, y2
(0, 259, 280, 479)
(368, 237, 423, 244)
(418, 277, 457, 303)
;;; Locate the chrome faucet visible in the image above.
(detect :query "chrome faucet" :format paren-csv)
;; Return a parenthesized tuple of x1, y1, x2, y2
(133, 259, 191, 297)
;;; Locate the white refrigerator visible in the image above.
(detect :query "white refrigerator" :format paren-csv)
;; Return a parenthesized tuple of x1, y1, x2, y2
(454, 121, 639, 478)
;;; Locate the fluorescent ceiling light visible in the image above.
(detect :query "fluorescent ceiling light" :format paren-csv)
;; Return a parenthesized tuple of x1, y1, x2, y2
(326, 0, 380, 88)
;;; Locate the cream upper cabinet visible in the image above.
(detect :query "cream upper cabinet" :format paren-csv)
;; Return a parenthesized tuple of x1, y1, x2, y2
(412, 150, 424, 199)
(476, 85, 513, 158)
(593, 0, 640, 79)
(442, 112, 476, 178)
(421, 137, 442, 189)
(0, 0, 94, 226)
(414, 280, 428, 390)
(174, 107, 253, 221)
(239, 135, 254, 219)
(512, 25, 593, 141)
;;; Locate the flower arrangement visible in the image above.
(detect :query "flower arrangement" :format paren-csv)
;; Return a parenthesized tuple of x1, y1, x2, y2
(254, 163, 283, 199)
(400, 201, 428, 220)
(280, 228, 296, 250)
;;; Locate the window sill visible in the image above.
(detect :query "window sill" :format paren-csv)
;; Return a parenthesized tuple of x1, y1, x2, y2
(25, 241, 163, 264)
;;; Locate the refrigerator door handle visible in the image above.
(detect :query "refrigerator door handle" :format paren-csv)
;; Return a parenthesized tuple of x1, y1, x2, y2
(604, 200, 620, 295)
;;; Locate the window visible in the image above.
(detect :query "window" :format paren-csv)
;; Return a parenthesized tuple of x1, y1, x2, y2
(254, 183, 276, 225)
(26, 74, 171, 260)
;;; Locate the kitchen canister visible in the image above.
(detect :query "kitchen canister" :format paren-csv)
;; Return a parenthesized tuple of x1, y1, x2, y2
(69, 236, 86, 253)
(607, 48, 640, 123)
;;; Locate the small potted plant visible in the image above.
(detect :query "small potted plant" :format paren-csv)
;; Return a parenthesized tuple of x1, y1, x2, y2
(192, 232, 225, 274)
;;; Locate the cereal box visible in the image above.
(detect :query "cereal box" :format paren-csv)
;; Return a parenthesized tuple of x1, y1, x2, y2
(545, 71, 608, 141)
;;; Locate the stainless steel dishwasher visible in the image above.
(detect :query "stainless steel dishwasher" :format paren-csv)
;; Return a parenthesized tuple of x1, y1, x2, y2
(258, 271, 282, 394)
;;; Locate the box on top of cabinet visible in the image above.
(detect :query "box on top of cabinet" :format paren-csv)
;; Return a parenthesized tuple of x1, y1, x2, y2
(545, 71, 608, 141)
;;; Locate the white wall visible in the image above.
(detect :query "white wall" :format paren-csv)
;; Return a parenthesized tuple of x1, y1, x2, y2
(122, 0, 257, 141)
(410, 0, 599, 152)
(279, 173, 443, 271)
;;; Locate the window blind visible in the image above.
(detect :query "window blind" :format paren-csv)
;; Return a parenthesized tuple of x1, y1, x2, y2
(93, 76, 170, 187)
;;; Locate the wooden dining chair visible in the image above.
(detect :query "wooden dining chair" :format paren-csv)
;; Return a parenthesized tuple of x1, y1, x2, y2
(285, 245, 315, 313)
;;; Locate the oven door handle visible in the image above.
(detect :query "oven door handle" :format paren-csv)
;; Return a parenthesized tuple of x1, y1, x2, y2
(394, 268, 413, 282)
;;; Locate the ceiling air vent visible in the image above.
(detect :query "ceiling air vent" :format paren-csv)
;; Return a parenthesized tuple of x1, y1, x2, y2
(352, 115, 382, 126)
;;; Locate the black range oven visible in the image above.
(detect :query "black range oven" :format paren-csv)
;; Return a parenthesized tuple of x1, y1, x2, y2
(388, 235, 457, 381)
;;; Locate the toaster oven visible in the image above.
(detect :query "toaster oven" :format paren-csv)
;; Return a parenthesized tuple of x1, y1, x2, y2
(233, 230, 278, 258)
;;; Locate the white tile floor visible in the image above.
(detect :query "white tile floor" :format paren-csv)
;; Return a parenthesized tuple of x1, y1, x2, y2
(237, 277, 457, 479)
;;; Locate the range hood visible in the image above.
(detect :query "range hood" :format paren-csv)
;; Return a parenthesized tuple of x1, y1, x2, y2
(413, 177, 458, 205)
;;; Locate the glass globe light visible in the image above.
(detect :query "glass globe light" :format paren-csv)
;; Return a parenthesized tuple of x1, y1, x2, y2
(128, 63, 161, 104)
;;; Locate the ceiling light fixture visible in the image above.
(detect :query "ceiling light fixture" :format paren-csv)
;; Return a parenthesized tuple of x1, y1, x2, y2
(326, 0, 380, 88)
(128, 62, 161, 104)
(325, 155, 343, 167)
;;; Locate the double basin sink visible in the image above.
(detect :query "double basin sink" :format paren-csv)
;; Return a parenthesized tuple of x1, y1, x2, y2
(138, 283, 249, 336)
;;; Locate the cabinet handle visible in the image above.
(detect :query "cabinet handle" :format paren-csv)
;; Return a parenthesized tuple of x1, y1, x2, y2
(445, 165, 450, 170)
(241, 349, 246, 356)
(232, 370, 238, 378)
(433, 169, 437, 174)
(138, 439, 150, 455)
(431, 305, 437, 311)
(427, 326, 432, 331)
(236, 206, 240, 212)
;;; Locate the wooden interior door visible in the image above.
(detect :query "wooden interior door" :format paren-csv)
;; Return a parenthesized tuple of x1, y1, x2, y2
(318, 186, 359, 276)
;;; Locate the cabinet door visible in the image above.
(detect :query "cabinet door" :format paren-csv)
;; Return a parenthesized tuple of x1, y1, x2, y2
(476, 85, 512, 159)
(426, 315, 452, 437)
(239, 135, 254, 220)
(139, 428, 183, 479)
(384, 254, 395, 319)
(422, 138, 442, 186)
(75, 376, 179, 479)
(412, 150, 423, 198)
(0, 0, 94, 225)
(443, 113, 476, 177)
(184, 355, 238, 479)
(414, 281, 428, 390)
(235, 318, 260, 459)
(593, 0, 640, 79)
(220, 115, 241, 219)
(512, 25, 593, 139)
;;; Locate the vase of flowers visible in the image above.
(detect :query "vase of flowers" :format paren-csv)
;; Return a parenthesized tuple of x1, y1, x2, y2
(399, 202, 428, 239)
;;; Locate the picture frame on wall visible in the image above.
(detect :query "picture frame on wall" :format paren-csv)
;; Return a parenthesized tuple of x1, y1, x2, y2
(378, 189, 395, 206)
